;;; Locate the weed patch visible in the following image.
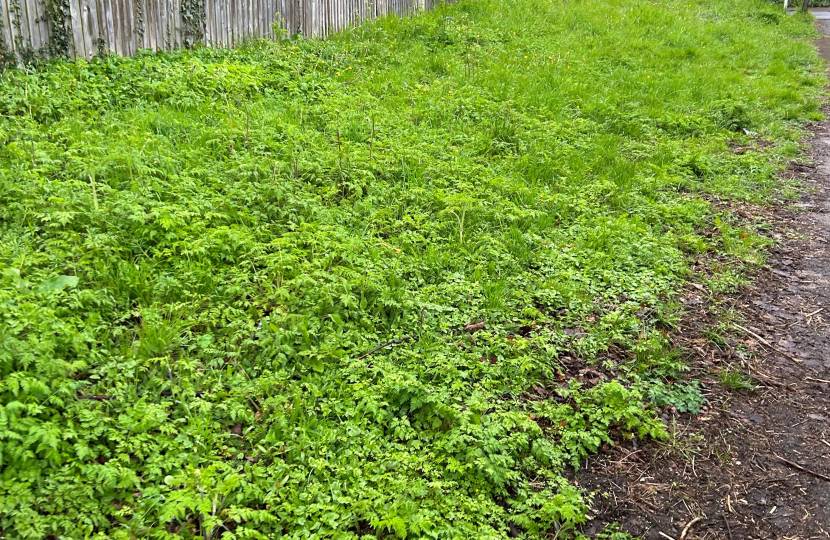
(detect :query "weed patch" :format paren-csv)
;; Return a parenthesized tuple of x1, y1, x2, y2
(0, 0, 823, 538)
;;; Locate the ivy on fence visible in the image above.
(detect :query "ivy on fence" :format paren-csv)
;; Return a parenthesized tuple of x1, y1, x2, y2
(45, 0, 72, 57)
(181, 0, 205, 48)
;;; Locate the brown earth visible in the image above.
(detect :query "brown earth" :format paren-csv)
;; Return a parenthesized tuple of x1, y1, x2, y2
(574, 22, 830, 540)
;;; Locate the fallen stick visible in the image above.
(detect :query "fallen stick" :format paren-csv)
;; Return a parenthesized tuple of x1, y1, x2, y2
(462, 320, 485, 334)
(358, 335, 417, 360)
(804, 307, 824, 318)
(723, 514, 734, 540)
(806, 376, 830, 384)
(680, 516, 704, 540)
(732, 323, 803, 364)
(658, 532, 677, 540)
(774, 454, 830, 482)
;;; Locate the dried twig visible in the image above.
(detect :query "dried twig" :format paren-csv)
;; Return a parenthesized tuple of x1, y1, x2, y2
(774, 454, 830, 482)
(358, 335, 417, 360)
(658, 532, 677, 540)
(732, 323, 803, 364)
(463, 321, 485, 334)
(358, 309, 427, 360)
(723, 514, 734, 540)
(680, 516, 704, 540)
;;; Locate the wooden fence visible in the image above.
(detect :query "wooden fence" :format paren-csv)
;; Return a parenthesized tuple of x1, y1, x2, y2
(0, 0, 446, 60)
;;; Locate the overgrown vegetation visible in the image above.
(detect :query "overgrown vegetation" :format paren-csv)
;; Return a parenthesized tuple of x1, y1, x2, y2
(0, 0, 823, 538)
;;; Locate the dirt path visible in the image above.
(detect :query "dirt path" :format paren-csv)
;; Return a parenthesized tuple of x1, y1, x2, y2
(576, 22, 830, 540)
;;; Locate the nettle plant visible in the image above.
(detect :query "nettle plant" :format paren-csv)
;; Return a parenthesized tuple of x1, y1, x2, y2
(0, 0, 823, 538)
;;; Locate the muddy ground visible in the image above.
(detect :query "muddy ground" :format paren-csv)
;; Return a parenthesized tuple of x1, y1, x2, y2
(574, 22, 830, 540)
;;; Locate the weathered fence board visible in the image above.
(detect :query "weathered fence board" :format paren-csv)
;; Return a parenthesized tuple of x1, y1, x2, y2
(1, 0, 439, 60)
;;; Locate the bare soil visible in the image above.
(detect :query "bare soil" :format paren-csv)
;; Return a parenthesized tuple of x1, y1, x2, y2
(574, 24, 830, 540)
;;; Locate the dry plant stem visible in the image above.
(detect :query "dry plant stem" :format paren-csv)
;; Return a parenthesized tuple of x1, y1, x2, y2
(774, 454, 830, 482)
(88, 174, 99, 211)
(680, 516, 704, 540)
(337, 126, 343, 175)
(462, 321, 485, 333)
(245, 104, 250, 149)
(732, 323, 803, 364)
(357, 335, 417, 360)
(723, 514, 734, 540)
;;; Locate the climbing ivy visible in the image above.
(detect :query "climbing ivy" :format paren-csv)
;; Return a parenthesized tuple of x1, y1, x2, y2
(135, 0, 144, 43)
(45, 0, 72, 57)
(0, 2, 13, 68)
(9, 0, 37, 63)
(181, 0, 205, 48)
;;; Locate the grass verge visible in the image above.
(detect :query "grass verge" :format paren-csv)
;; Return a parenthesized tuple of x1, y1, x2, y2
(0, 0, 824, 538)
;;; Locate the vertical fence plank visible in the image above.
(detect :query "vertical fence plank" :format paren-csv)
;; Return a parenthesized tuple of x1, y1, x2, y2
(97, 0, 109, 54)
(222, 0, 227, 44)
(148, 0, 157, 49)
(35, 0, 51, 52)
(105, 0, 116, 55)
(167, 0, 175, 48)
(173, 0, 181, 48)
(144, 0, 153, 49)
(118, 0, 127, 55)
(140, 0, 148, 49)
(264, 0, 269, 38)
(228, 0, 234, 45)
(213, 0, 219, 45)
(67, 0, 83, 56)
(215, 0, 222, 45)
(79, 0, 95, 57)
(218, 0, 225, 45)
(223, 0, 229, 46)
(160, 0, 166, 49)
(257, 0, 271, 39)
(241, 0, 245, 44)
(252, 0, 258, 39)
(227, 0, 232, 44)
(160, 0, 167, 49)
(238, 0, 243, 45)
(130, 0, 137, 51)
(204, 0, 212, 44)
(101, 0, 114, 54)
(18, 0, 33, 52)
(237, 0, 242, 45)
(17, 0, 31, 52)
(171, 0, 177, 48)
(94, 0, 106, 54)
(0, 0, 12, 54)
(137, 0, 146, 51)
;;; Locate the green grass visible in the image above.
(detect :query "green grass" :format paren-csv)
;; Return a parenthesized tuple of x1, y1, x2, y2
(0, 0, 823, 538)
(718, 368, 757, 390)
